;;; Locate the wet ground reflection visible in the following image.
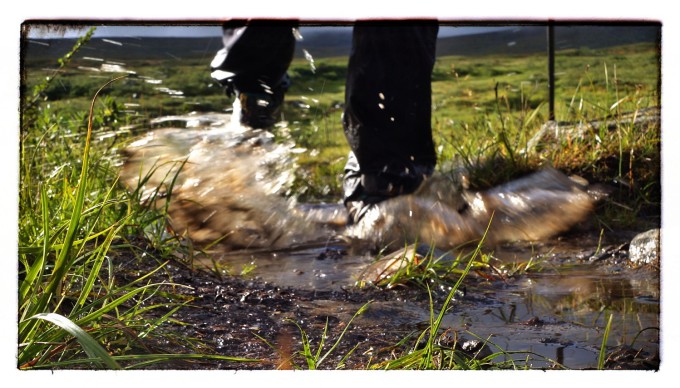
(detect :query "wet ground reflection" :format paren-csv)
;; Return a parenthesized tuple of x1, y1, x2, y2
(193, 231, 659, 369)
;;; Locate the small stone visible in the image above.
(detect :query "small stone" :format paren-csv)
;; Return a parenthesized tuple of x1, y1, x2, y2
(629, 228, 660, 266)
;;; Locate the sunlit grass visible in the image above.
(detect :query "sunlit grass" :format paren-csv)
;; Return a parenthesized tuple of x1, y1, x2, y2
(20, 78, 181, 368)
(19, 38, 251, 369)
(356, 242, 493, 290)
(598, 313, 614, 370)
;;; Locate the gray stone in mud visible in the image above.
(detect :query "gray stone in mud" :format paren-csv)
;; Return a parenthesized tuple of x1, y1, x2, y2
(629, 228, 660, 266)
(357, 243, 456, 286)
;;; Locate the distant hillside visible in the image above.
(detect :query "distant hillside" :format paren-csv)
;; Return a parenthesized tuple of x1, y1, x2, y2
(22, 24, 660, 67)
(294, 28, 353, 59)
(22, 36, 225, 65)
(435, 25, 660, 56)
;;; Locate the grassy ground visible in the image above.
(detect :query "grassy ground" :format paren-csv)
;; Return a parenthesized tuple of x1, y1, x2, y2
(18, 31, 660, 369)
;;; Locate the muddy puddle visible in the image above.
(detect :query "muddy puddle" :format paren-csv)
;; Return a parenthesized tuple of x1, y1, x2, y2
(191, 226, 659, 369)
(116, 112, 659, 369)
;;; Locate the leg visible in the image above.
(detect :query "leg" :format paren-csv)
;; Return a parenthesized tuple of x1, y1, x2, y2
(342, 21, 439, 222)
(210, 20, 297, 128)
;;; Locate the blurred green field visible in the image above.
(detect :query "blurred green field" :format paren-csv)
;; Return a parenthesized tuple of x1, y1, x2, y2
(23, 40, 660, 218)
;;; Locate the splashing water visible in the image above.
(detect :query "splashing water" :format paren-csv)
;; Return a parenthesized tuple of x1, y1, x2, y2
(303, 49, 316, 74)
(121, 113, 342, 250)
(346, 167, 598, 252)
(121, 112, 600, 254)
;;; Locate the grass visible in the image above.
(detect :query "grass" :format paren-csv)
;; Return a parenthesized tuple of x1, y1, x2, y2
(283, 302, 371, 370)
(598, 312, 614, 370)
(19, 27, 661, 370)
(18, 35, 252, 369)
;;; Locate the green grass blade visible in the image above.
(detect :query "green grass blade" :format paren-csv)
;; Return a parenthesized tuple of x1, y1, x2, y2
(287, 319, 316, 369)
(29, 313, 121, 369)
(118, 354, 261, 369)
(138, 303, 187, 339)
(75, 283, 167, 326)
(427, 227, 488, 351)
(300, 326, 316, 369)
(315, 301, 371, 368)
(18, 184, 51, 302)
(314, 319, 328, 364)
(33, 353, 261, 370)
(598, 313, 614, 370)
(76, 219, 128, 308)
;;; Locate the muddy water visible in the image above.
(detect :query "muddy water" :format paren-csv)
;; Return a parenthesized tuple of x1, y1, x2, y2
(196, 227, 659, 369)
(120, 113, 659, 369)
(455, 268, 659, 369)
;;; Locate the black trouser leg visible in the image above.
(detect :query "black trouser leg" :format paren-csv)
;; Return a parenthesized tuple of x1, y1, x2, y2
(210, 20, 297, 95)
(343, 21, 439, 217)
(209, 20, 297, 128)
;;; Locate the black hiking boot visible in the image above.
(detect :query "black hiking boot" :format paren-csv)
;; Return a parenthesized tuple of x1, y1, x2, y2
(236, 89, 284, 129)
(343, 152, 434, 224)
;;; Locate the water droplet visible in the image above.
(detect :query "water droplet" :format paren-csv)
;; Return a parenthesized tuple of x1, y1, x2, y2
(303, 49, 316, 74)
(292, 28, 303, 41)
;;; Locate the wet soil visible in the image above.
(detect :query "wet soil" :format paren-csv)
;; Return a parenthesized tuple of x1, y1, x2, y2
(116, 244, 431, 370)
(115, 228, 660, 370)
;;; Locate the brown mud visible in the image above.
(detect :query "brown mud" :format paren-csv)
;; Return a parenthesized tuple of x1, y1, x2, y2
(116, 228, 659, 370)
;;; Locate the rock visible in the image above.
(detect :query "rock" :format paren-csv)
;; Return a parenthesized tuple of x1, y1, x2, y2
(628, 228, 660, 266)
(356, 243, 456, 286)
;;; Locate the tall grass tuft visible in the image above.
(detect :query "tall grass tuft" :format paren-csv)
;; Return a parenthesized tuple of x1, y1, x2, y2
(19, 74, 161, 368)
(18, 35, 250, 369)
(285, 302, 370, 370)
